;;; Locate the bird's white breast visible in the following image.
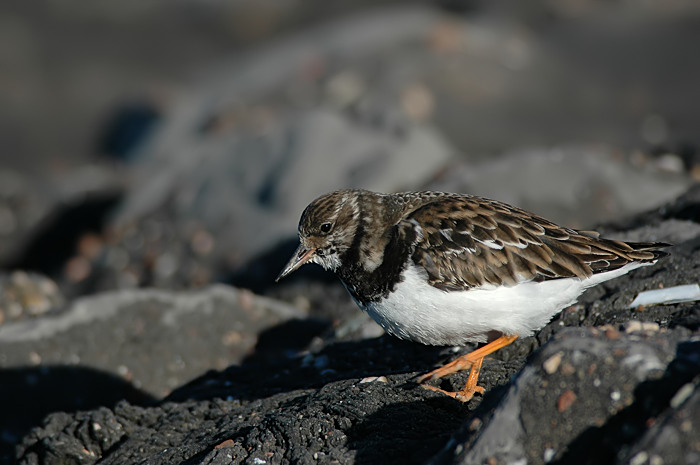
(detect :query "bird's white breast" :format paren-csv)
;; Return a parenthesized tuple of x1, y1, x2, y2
(353, 262, 649, 346)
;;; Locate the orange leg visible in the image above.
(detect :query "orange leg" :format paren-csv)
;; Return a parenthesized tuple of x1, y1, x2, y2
(418, 334, 518, 402)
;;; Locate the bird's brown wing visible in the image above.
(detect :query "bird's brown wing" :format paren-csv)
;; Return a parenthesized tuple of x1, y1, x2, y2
(398, 195, 667, 291)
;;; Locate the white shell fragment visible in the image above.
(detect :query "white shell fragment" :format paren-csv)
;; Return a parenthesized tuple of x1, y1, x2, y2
(359, 376, 388, 384)
(628, 284, 700, 308)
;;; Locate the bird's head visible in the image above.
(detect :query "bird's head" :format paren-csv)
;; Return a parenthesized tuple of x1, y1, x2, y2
(276, 190, 362, 281)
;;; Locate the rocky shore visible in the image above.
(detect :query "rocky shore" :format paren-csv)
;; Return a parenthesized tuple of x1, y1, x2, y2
(2, 2, 700, 464)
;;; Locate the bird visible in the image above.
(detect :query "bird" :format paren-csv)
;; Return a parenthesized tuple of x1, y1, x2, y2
(276, 189, 670, 402)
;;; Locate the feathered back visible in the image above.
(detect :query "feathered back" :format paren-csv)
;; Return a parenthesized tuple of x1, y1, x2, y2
(397, 193, 669, 290)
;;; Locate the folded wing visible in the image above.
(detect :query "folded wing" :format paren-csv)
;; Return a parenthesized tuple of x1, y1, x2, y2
(398, 195, 668, 291)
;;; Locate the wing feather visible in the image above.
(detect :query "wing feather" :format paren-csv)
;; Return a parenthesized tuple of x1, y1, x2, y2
(397, 194, 669, 290)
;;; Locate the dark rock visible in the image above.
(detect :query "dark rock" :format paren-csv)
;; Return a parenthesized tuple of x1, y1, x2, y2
(620, 376, 700, 465)
(8, 184, 700, 464)
(0, 285, 304, 462)
(0, 166, 125, 290)
(5, 190, 122, 278)
(1, 367, 155, 464)
(432, 327, 697, 465)
(15, 336, 481, 465)
(13, 218, 700, 464)
(6, 4, 700, 461)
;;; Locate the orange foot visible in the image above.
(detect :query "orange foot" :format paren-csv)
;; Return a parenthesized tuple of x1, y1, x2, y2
(422, 383, 485, 402)
(417, 334, 518, 402)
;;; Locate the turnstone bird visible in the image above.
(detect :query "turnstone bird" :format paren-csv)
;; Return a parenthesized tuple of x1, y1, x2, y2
(276, 189, 669, 401)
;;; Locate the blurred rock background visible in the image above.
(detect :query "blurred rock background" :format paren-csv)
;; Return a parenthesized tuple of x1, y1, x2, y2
(1, 1, 699, 463)
(1, 0, 699, 297)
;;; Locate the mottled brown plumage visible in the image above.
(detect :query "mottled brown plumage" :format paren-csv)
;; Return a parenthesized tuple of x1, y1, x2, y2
(277, 189, 670, 402)
(397, 193, 666, 291)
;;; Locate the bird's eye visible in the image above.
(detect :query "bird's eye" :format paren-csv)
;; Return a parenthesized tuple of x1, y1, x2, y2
(320, 222, 332, 234)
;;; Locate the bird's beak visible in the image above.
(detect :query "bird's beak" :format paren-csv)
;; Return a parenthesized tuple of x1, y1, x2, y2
(276, 244, 317, 282)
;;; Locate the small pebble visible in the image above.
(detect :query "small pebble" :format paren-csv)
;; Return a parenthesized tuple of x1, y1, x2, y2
(670, 383, 695, 409)
(543, 447, 556, 463)
(214, 439, 235, 449)
(65, 256, 91, 283)
(29, 352, 42, 365)
(560, 362, 576, 376)
(468, 417, 482, 432)
(691, 165, 700, 181)
(0, 271, 64, 324)
(543, 353, 562, 374)
(680, 420, 692, 433)
(655, 153, 684, 173)
(624, 321, 659, 334)
(604, 327, 621, 340)
(78, 233, 104, 259)
(557, 390, 577, 412)
(401, 83, 434, 122)
(630, 451, 648, 465)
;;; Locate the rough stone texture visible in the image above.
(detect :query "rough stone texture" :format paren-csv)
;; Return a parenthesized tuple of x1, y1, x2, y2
(4, 2, 700, 464)
(621, 379, 700, 465)
(0, 285, 305, 460)
(434, 327, 698, 465)
(15, 326, 700, 465)
(13, 199, 700, 464)
(17, 337, 468, 465)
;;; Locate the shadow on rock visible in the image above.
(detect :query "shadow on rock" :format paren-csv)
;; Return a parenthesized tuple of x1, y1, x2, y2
(0, 365, 155, 462)
(551, 339, 700, 465)
(166, 334, 452, 404)
(223, 237, 336, 294)
(346, 399, 468, 465)
(3, 191, 122, 278)
(240, 317, 332, 367)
